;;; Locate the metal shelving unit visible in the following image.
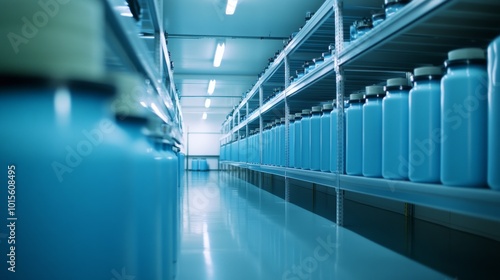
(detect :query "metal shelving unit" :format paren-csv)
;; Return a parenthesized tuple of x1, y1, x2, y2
(104, 0, 183, 144)
(221, 0, 500, 225)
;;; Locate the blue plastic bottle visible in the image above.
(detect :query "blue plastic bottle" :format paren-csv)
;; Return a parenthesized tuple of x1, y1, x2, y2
(382, 77, 412, 179)
(274, 119, 280, 166)
(346, 93, 365, 175)
(330, 100, 339, 173)
(240, 135, 247, 163)
(321, 104, 333, 172)
(372, 13, 385, 27)
(363, 85, 385, 177)
(441, 48, 488, 187)
(310, 106, 322, 171)
(356, 18, 373, 39)
(385, 0, 411, 18)
(409, 66, 443, 183)
(289, 115, 296, 167)
(233, 138, 239, 162)
(488, 37, 500, 190)
(301, 109, 312, 169)
(294, 113, 303, 168)
(279, 117, 286, 166)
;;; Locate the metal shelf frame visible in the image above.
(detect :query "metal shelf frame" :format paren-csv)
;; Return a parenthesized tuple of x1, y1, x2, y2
(220, 0, 500, 225)
(104, 0, 183, 143)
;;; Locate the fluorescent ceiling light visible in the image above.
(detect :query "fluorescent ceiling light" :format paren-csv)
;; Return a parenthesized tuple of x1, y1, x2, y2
(226, 0, 238, 15)
(213, 42, 225, 67)
(205, 98, 211, 108)
(208, 79, 216, 95)
(115, 5, 133, 17)
(202, 112, 208, 120)
(140, 101, 147, 108)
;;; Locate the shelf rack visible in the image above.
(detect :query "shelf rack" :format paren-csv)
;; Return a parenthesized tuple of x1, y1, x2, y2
(220, 0, 500, 225)
(104, 0, 183, 144)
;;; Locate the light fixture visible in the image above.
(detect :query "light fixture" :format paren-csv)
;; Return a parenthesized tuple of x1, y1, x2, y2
(205, 98, 211, 108)
(140, 101, 147, 108)
(225, 0, 238, 15)
(115, 5, 133, 17)
(202, 112, 208, 120)
(207, 79, 216, 95)
(213, 42, 225, 67)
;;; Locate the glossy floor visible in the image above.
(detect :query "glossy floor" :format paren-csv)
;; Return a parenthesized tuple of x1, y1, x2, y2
(176, 171, 450, 280)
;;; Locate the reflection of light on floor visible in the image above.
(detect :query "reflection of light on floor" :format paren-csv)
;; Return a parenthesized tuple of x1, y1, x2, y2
(202, 222, 214, 279)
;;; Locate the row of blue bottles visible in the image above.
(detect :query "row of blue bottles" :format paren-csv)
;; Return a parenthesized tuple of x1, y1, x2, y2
(363, 86, 385, 177)
(346, 93, 365, 175)
(321, 104, 333, 172)
(409, 66, 442, 183)
(310, 106, 322, 171)
(383, 77, 412, 179)
(488, 37, 500, 191)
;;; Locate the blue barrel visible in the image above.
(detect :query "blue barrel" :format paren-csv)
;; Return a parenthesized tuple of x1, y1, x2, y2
(346, 93, 365, 175)
(441, 48, 488, 187)
(289, 115, 296, 167)
(363, 86, 385, 178)
(409, 66, 442, 183)
(310, 106, 322, 171)
(301, 109, 312, 169)
(320, 104, 333, 172)
(294, 113, 303, 169)
(330, 100, 339, 173)
(279, 117, 286, 167)
(382, 77, 412, 180)
(192, 158, 200, 170)
(199, 158, 209, 171)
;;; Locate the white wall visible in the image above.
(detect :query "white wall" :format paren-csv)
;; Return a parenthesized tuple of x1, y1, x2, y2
(182, 112, 225, 170)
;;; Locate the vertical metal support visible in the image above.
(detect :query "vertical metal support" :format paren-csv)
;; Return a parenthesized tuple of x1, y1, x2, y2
(284, 55, 291, 202)
(334, 0, 345, 227)
(259, 86, 264, 165)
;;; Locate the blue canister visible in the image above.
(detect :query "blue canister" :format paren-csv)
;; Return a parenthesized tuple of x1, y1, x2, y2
(350, 20, 358, 42)
(279, 117, 286, 166)
(314, 56, 325, 68)
(301, 109, 312, 169)
(363, 85, 385, 177)
(272, 120, 278, 165)
(294, 113, 303, 169)
(346, 93, 365, 175)
(372, 12, 385, 27)
(262, 126, 268, 164)
(240, 135, 247, 163)
(330, 100, 339, 173)
(441, 48, 488, 187)
(310, 106, 322, 171)
(383, 77, 412, 179)
(321, 104, 333, 172)
(489, 37, 500, 190)
(385, 0, 411, 18)
(289, 115, 296, 167)
(409, 66, 443, 183)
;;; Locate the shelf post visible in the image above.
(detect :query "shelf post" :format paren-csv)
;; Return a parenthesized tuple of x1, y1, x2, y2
(284, 55, 291, 201)
(259, 86, 264, 165)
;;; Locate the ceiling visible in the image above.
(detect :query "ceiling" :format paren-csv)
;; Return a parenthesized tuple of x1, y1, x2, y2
(163, 0, 325, 124)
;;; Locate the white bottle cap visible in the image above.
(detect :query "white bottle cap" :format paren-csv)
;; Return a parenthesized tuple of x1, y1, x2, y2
(349, 93, 364, 100)
(110, 72, 150, 119)
(302, 109, 311, 115)
(322, 104, 333, 111)
(0, 0, 104, 81)
(413, 66, 442, 77)
(295, 113, 303, 119)
(387, 77, 410, 87)
(365, 85, 385, 96)
(312, 106, 322, 113)
(448, 48, 486, 61)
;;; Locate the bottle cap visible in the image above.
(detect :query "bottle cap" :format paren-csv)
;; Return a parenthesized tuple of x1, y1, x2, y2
(302, 109, 311, 115)
(281, 117, 286, 123)
(349, 92, 364, 101)
(322, 104, 333, 111)
(365, 85, 385, 96)
(312, 106, 322, 113)
(295, 112, 303, 119)
(448, 48, 486, 61)
(387, 77, 410, 87)
(413, 66, 442, 76)
(110, 72, 150, 119)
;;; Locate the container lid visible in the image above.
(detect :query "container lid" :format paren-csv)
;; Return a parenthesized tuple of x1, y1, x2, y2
(349, 92, 365, 101)
(365, 85, 385, 96)
(302, 109, 311, 115)
(314, 57, 325, 63)
(322, 104, 333, 111)
(110, 72, 150, 119)
(295, 112, 303, 119)
(414, 66, 442, 77)
(312, 106, 322, 113)
(447, 48, 485, 61)
(281, 117, 286, 123)
(387, 77, 410, 87)
(289, 115, 295, 121)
